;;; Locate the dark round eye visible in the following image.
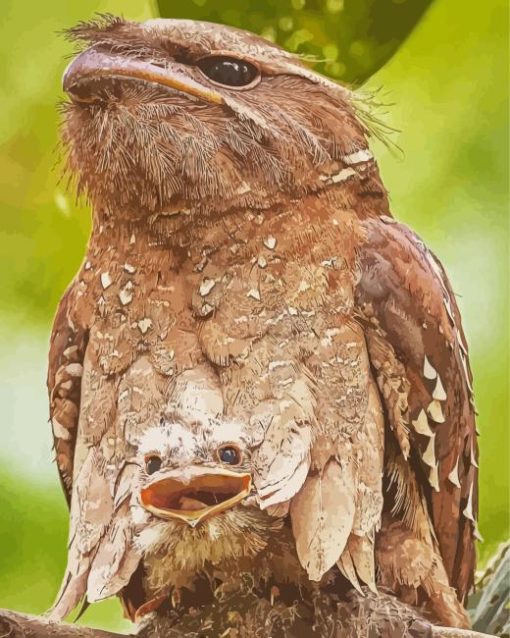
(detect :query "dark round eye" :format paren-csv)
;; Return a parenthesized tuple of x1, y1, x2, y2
(218, 445, 241, 465)
(145, 455, 162, 475)
(197, 56, 259, 88)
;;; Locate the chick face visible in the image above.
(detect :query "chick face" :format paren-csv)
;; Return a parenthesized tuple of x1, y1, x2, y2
(129, 414, 286, 593)
(136, 416, 258, 528)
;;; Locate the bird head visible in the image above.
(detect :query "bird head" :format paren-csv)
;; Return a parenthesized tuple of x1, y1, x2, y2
(130, 414, 284, 577)
(136, 416, 256, 528)
(60, 16, 370, 218)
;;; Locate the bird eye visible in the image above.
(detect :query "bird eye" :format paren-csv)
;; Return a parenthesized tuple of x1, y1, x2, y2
(218, 445, 241, 465)
(197, 56, 259, 88)
(145, 455, 162, 475)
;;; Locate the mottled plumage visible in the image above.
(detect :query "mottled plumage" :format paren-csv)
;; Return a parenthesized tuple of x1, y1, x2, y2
(48, 16, 478, 629)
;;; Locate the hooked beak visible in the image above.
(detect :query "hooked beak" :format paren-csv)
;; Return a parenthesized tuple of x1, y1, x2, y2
(63, 48, 224, 105)
(140, 466, 252, 527)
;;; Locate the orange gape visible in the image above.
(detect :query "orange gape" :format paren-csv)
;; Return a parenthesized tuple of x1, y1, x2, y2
(47, 16, 477, 629)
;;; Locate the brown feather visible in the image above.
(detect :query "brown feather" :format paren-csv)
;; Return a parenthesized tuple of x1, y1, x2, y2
(356, 218, 478, 602)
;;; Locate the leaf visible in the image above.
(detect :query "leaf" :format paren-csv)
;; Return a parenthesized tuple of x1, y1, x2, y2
(290, 458, 355, 581)
(470, 541, 510, 636)
(156, 0, 436, 84)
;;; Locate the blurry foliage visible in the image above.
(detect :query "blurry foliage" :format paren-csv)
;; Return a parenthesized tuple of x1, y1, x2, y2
(0, 0, 507, 634)
(157, 0, 434, 84)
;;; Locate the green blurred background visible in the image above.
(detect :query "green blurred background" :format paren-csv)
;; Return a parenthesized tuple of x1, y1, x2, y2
(0, 0, 507, 632)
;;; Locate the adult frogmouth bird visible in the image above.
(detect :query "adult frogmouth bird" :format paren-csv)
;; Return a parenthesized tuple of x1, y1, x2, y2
(48, 16, 478, 629)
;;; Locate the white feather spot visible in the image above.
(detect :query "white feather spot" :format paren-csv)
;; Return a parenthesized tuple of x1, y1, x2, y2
(423, 355, 437, 380)
(100, 272, 112, 289)
(137, 318, 152, 335)
(448, 457, 461, 488)
(463, 481, 475, 521)
(341, 149, 373, 165)
(201, 303, 214, 316)
(199, 278, 216, 297)
(428, 464, 440, 492)
(427, 399, 445, 424)
(432, 375, 447, 401)
(320, 167, 356, 184)
(269, 360, 292, 371)
(235, 181, 251, 195)
(52, 419, 71, 440)
(470, 440, 479, 468)
(247, 288, 261, 301)
(421, 434, 436, 468)
(119, 281, 134, 306)
(457, 329, 468, 355)
(412, 409, 434, 437)
(263, 236, 277, 250)
(460, 351, 474, 393)
(443, 295, 455, 322)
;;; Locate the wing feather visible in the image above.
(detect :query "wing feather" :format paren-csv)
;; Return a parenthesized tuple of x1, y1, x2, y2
(48, 288, 142, 619)
(47, 287, 88, 503)
(356, 216, 478, 601)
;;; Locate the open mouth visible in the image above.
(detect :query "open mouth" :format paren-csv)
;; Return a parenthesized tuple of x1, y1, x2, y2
(140, 467, 252, 527)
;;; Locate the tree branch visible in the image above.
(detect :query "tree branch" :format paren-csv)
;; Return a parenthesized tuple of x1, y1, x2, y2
(0, 606, 495, 638)
(0, 609, 132, 638)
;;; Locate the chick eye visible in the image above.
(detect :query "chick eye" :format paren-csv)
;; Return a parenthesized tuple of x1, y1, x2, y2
(197, 56, 259, 88)
(218, 445, 241, 465)
(145, 455, 162, 475)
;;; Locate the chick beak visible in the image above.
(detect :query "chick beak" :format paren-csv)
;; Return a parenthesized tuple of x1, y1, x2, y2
(140, 466, 252, 527)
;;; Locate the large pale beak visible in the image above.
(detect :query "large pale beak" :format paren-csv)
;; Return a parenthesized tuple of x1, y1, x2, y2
(63, 48, 224, 105)
(140, 466, 252, 527)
